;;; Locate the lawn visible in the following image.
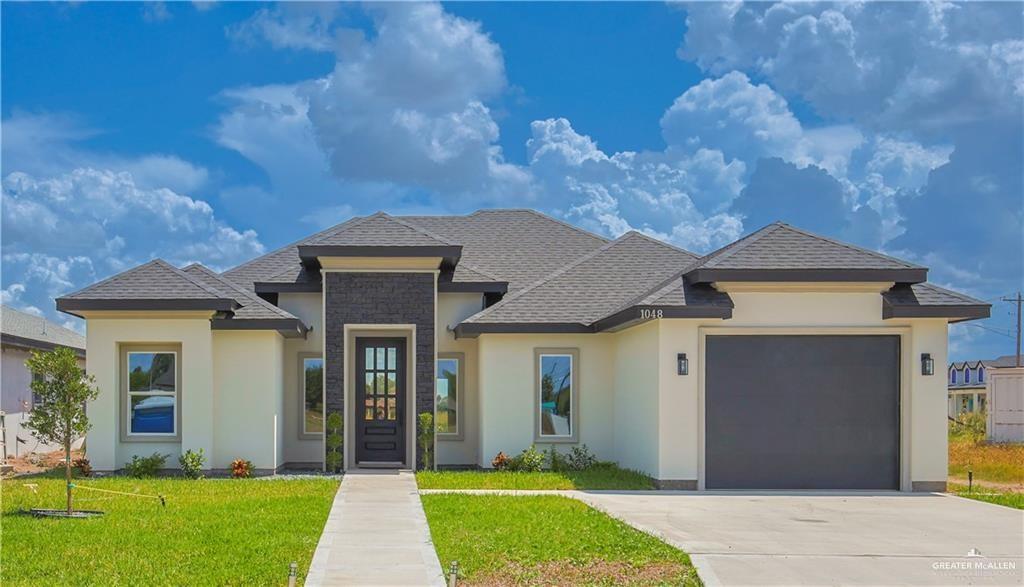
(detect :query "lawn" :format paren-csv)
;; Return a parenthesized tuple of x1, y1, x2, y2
(948, 436, 1024, 485)
(1, 476, 339, 586)
(949, 483, 1024, 510)
(417, 464, 655, 490)
(422, 494, 699, 586)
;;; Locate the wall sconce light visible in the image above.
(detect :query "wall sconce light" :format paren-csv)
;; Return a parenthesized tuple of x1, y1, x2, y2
(921, 353, 934, 376)
(677, 353, 688, 376)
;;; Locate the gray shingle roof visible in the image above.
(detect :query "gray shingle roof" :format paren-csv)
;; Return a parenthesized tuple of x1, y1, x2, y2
(223, 209, 608, 292)
(1, 305, 85, 351)
(463, 231, 700, 326)
(58, 259, 237, 309)
(182, 264, 299, 321)
(881, 283, 990, 321)
(301, 212, 456, 247)
(686, 222, 927, 282)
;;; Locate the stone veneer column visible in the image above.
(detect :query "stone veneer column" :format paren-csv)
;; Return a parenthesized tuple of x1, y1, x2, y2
(324, 272, 435, 469)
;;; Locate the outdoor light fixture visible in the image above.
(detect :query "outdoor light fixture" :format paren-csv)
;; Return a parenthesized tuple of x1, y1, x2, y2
(677, 353, 689, 376)
(921, 353, 935, 376)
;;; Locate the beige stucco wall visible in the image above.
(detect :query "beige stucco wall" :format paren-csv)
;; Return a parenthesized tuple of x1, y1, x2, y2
(279, 293, 324, 465)
(436, 293, 483, 466)
(611, 320, 660, 476)
(477, 333, 616, 467)
(212, 330, 284, 470)
(85, 316, 214, 470)
(475, 288, 950, 490)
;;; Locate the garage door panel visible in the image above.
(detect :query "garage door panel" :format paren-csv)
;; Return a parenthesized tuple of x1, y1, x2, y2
(706, 335, 900, 490)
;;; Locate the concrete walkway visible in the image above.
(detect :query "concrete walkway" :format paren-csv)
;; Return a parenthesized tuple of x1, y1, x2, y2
(306, 470, 445, 587)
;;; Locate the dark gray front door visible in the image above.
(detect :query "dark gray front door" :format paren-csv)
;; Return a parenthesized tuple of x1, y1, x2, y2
(706, 335, 900, 490)
(355, 337, 406, 464)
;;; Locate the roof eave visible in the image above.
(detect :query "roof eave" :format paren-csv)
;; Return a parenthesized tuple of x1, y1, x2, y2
(56, 297, 239, 317)
(438, 281, 509, 294)
(210, 318, 310, 338)
(592, 304, 734, 333)
(253, 281, 323, 294)
(686, 267, 928, 284)
(297, 245, 463, 270)
(454, 322, 592, 339)
(881, 302, 991, 322)
(0, 333, 86, 357)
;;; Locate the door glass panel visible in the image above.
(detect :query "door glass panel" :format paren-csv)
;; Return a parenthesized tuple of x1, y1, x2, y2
(376, 348, 386, 370)
(365, 347, 374, 370)
(387, 348, 397, 370)
(365, 373, 374, 394)
(387, 397, 396, 420)
(364, 397, 374, 420)
(387, 372, 397, 395)
(376, 397, 387, 420)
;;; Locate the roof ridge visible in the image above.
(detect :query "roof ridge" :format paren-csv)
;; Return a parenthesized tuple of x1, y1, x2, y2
(697, 222, 784, 269)
(222, 216, 363, 277)
(158, 259, 236, 300)
(183, 264, 299, 320)
(61, 258, 165, 298)
(521, 209, 610, 243)
(465, 231, 645, 323)
(623, 230, 698, 259)
(382, 213, 460, 246)
(778, 223, 924, 270)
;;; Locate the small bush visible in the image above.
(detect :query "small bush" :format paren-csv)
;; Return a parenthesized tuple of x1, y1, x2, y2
(231, 458, 254, 479)
(950, 411, 987, 443)
(547, 445, 568, 472)
(418, 412, 434, 470)
(507, 445, 545, 472)
(178, 448, 205, 479)
(72, 457, 92, 477)
(325, 411, 343, 473)
(124, 452, 167, 478)
(491, 451, 510, 471)
(566, 444, 597, 471)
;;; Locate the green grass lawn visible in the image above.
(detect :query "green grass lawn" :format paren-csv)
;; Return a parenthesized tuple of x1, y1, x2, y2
(1, 476, 339, 586)
(422, 494, 698, 586)
(949, 483, 1024, 510)
(417, 464, 655, 490)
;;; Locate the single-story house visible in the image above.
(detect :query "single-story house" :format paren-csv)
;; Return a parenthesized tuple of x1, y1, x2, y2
(948, 355, 1021, 417)
(56, 210, 990, 490)
(1, 305, 87, 458)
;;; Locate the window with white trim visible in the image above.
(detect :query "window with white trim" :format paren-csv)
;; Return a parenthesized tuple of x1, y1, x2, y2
(436, 357, 459, 435)
(127, 351, 177, 435)
(950, 368, 958, 385)
(303, 357, 324, 435)
(538, 353, 573, 438)
(964, 367, 973, 384)
(978, 366, 986, 383)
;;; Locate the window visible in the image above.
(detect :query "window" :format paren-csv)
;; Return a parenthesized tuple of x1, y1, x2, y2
(950, 368, 958, 385)
(31, 371, 44, 408)
(978, 366, 986, 383)
(127, 351, 177, 435)
(535, 349, 579, 442)
(302, 357, 324, 435)
(978, 393, 987, 412)
(436, 355, 462, 437)
(964, 367, 972, 384)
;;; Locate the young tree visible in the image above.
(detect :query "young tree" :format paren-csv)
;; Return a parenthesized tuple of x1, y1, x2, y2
(25, 346, 99, 514)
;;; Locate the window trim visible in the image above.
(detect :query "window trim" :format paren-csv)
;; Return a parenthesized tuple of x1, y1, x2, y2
(436, 352, 464, 441)
(978, 366, 986, 383)
(964, 366, 972, 385)
(533, 348, 580, 444)
(299, 352, 324, 439)
(950, 368, 958, 385)
(120, 344, 182, 442)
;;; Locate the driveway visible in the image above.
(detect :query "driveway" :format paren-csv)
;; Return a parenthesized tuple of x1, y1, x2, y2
(573, 491, 1023, 586)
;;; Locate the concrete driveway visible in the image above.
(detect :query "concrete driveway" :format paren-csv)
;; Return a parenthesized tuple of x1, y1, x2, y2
(573, 491, 1023, 586)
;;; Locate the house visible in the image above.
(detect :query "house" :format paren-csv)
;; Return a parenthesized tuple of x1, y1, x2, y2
(1, 305, 87, 458)
(56, 210, 990, 490)
(947, 355, 1021, 417)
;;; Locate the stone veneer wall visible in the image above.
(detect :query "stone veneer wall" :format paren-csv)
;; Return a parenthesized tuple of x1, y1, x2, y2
(324, 272, 435, 469)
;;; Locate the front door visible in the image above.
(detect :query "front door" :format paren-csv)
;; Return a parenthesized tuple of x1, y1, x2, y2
(355, 337, 406, 464)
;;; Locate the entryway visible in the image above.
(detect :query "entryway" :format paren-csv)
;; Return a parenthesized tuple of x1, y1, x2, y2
(355, 337, 407, 466)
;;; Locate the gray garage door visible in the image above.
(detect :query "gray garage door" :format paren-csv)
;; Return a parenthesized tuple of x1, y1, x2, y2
(706, 335, 900, 490)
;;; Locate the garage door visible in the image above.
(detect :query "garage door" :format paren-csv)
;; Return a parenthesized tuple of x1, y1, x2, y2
(706, 335, 900, 490)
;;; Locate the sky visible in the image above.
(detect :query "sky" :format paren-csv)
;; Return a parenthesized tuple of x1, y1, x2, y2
(1, 1, 1022, 362)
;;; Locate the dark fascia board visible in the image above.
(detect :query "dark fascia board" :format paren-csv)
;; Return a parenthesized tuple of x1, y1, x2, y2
(210, 318, 310, 338)
(56, 298, 238, 317)
(454, 322, 591, 338)
(438, 280, 509, 294)
(882, 301, 991, 322)
(0, 333, 86, 357)
(592, 304, 734, 333)
(254, 281, 323, 294)
(686, 267, 928, 284)
(297, 245, 462, 269)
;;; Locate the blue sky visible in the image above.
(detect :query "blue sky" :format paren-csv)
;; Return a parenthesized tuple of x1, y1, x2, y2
(2, 1, 1021, 361)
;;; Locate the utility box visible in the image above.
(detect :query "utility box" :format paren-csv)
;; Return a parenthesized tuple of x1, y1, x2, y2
(987, 367, 1024, 443)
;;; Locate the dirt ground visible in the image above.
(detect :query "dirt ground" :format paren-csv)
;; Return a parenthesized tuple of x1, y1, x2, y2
(3, 448, 85, 477)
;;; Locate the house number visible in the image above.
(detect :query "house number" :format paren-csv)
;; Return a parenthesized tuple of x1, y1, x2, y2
(639, 308, 663, 320)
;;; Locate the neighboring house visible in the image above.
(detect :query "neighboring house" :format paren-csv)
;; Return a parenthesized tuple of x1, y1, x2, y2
(56, 210, 990, 490)
(1, 305, 86, 458)
(947, 355, 1022, 417)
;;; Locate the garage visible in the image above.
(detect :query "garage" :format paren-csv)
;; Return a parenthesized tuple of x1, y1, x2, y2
(705, 335, 900, 490)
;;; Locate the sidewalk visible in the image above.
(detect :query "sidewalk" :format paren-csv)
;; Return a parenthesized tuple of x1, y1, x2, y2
(306, 469, 445, 586)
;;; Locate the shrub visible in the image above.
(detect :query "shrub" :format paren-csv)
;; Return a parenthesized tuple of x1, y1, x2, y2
(178, 448, 205, 479)
(547, 445, 568, 472)
(231, 458, 254, 479)
(507, 445, 545, 472)
(950, 411, 987, 444)
(72, 457, 92, 477)
(124, 452, 167, 478)
(325, 411, 343, 473)
(491, 451, 510, 471)
(418, 412, 434, 470)
(566, 444, 597, 471)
